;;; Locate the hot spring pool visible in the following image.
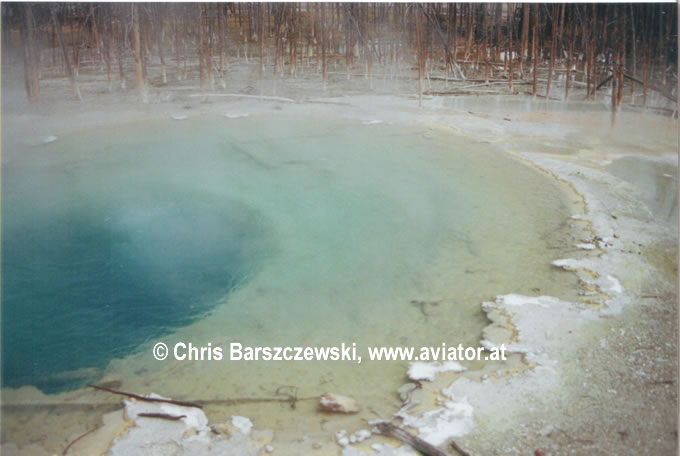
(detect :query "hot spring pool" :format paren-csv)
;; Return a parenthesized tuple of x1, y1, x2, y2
(1, 113, 578, 435)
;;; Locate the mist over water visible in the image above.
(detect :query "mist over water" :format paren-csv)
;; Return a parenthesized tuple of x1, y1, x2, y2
(1, 114, 576, 397)
(1, 124, 273, 392)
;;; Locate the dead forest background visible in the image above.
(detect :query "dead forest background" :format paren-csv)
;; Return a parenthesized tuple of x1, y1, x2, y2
(2, 3, 678, 114)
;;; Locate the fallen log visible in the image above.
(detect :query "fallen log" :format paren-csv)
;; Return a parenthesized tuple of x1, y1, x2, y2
(627, 104, 677, 116)
(623, 72, 677, 103)
(596, 74, 614, 91)
(376, 422, 470, 456)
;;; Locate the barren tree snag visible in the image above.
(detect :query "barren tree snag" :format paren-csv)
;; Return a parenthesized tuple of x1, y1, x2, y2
(133, 4, 148, 103)
(52, 7, 82, 101)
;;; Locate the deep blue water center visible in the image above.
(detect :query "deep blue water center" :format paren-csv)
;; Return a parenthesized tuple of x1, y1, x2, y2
(1, 124, 268, 393)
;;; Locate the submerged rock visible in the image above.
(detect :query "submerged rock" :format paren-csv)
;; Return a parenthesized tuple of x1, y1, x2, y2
(320, 392, 360, 414)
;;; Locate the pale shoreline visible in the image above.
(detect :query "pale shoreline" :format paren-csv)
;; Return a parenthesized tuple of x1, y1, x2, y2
(1, 92, 677, 455)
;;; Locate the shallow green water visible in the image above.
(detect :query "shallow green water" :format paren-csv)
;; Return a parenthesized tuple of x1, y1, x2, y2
(607, 156, 678, 225)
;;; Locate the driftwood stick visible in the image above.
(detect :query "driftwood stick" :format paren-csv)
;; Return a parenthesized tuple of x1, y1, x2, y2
(62, 423, 104, 455)
(275, 385, 299, 409)
(376, 422, 469, 456)
(88, 384, 203, 409)
(449, 440, 471, 456)
(138, 412, 187, 421)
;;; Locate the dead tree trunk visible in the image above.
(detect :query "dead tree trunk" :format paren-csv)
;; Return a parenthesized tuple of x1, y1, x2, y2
(616, 11, 625, 108)
(259, 4, 265, 74)
(102, 5, 113, 92)
(464, 4, 473, 60)
(565, 10, 573, 99)
(156, 5, 167, 85)
(133, 4, 148, 103)
(22, 4, 40, 103)
(520, 4, 530, 76)
(611, 7, 622, 127)
(114, 5, 127, 89)
(273, 5, 284, 79)
(661, 5, 671, 86)
(52, 7, 82, 101)
(494, 3, 502, 62)
(217, 4, 228, 88)
(259, 3, 265, 87)
(174, 5, 182, 81)
(482, 4, 489, 83)
(546, 5, 558, 98)
(287, 4, 296, 76)
(451, 3, 457, 63)
(641, 10, 649, 108)
(218, 5, 225, 74)
(629, 4, 636, 104)
(345, 4, 353, 80)
(415, 8, 425, 108)
(508, 3, 514, 91)
(586, 5, 598, 99)
(51, 19, 57, 66)
(321, 2, 327, 88)
(531, 5, 538, 97)
(89, 5, 102, 70)
(206, 4, 214, 90)
(199, 4, 206, 93)
(70, 16, 80, 77)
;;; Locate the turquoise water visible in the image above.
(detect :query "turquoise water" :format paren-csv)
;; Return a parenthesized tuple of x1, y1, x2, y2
(1, 114, 576, 401)
(1, 127, 272, 392)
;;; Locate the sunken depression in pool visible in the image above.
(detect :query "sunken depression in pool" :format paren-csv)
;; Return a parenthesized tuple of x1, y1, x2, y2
(1, 3, 677, 455)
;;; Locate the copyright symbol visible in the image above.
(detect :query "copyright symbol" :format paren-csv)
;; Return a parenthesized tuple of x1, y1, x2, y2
(153, 342, 169, 361)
